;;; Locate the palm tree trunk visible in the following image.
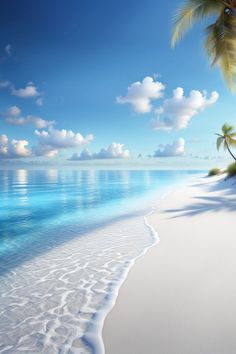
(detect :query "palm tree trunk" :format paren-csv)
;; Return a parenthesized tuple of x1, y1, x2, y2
(225, 139, 236, 161)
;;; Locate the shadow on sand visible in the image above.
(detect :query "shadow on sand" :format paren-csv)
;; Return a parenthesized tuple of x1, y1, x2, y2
(163, 176, 236, 219)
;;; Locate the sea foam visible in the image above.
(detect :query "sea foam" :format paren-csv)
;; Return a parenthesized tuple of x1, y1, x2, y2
(0, 211, 156, 354)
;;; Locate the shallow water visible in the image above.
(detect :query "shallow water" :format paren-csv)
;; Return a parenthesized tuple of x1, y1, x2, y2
(0, 169, 204, 353)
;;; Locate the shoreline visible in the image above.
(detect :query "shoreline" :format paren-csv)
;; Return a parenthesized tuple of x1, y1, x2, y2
(83, 175, 200, 353)
(87, 174, 199, 353)
(103, 174, 236, 354)
(0, 170, 200, 354)
(84, 206, 161, 354)
(0, 210, 157, 354)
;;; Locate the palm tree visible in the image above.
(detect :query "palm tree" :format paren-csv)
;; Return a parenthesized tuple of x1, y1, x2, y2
(171, 0, 236, 90)
(216, 123, 236, 160)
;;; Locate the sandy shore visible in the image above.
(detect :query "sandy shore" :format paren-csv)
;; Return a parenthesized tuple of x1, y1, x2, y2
(103, 175, 236, 354)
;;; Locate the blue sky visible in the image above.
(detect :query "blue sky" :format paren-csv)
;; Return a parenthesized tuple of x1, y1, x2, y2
(0, 0, 235, 163)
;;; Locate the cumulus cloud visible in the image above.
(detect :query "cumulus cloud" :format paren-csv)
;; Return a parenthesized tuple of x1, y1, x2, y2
(116, 76, 165, 113)
(12, 83, 40, 98)
(0, 79, 43, 105)
(3, 106, 54, 128)
(10, 139, 31, 158)
(6, 115, 55, 129)
(154, 138, 185, 157)
(70, 149, 93, 161)
(0, 134, 31, 158)
(70, 143, 130, 160)
(35, 128, 93, 148)
(7, 105, 21, 116)
(0, 127, 93, 159)
(151, 87, 219, 131)
(5, 44, 12, 57)
(33, 127, 93, 157)
(95, 143, 130, 159)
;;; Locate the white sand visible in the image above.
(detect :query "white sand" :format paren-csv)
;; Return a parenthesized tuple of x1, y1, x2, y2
(103, 175, 236, 354)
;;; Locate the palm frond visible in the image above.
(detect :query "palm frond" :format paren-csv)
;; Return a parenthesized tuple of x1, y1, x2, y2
(205, 13, 236, 89)
(216, 136, 224, 150)
(171, 0, 223, 47)
(228, 136, 236, 146)
(222, 123, 235, 134)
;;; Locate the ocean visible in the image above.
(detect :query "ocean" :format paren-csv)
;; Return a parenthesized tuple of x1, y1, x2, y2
(0, 168, 204, 354)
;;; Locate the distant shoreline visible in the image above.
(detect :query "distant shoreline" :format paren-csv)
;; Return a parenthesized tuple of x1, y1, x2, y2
(0, 156, 229, 171)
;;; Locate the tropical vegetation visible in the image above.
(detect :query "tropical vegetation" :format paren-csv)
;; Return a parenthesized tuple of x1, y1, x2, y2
(227, 161, 236, 176)
(216, 123, 236, 160)
(208, 167, 222, 176)
(171, 0, 236, 89)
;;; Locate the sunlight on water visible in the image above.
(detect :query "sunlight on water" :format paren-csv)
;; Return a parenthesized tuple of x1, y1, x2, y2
(0, 169, 200, 258)
(0, 169, 204, 354)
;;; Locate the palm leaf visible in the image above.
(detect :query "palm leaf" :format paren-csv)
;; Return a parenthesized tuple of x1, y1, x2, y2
(171, 0, 223, 47)
(205, 13, 236, 89)
(228, 136, 236, 146)
(222, 123, 235, 134)
(216, 136, 224, 150)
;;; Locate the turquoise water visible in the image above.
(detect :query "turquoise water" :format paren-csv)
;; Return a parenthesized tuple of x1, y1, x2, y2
(0, 169, 203, 261)
(0, 169, 204, 353)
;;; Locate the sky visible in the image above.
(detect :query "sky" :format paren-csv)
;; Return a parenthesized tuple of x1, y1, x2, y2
(0, 0, 235, 165)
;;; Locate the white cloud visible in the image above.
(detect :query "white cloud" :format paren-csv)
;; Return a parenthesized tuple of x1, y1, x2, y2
(33, 127, 93, 157)
(0, 127, 94, 159)
(0, 80, 43, 105)
(3, 106, 54, 128)
(6, 115, 55, 129)
(0, 134, 31, 158)
(70, 149, 93, 161)
(36, 97, 44, 106)
(7, 105, 21, 116)
(35, 128, 93, 148)
(12, 83, 40, 98)
(116, 76, 165, 113)
(9, 139, 31, 157)
(70, 142, 130, 160)
(0, 135, 8, 156)
(5, 44, 12, 57)
(154, 138, 185, 157)
(152, 88, 219, 131)
(95, 143, 130, 159)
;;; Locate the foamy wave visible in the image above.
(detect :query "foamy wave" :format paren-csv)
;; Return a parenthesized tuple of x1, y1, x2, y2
(0, 213, 155, 354)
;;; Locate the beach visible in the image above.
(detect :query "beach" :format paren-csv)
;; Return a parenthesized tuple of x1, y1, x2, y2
(0, 169, 199, 353)
(103, 174, 236, 354)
